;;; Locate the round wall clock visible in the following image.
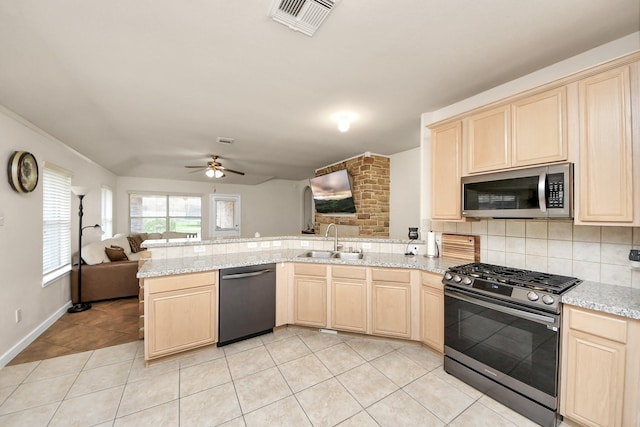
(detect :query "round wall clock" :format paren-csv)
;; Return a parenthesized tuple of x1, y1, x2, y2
(8, 151, 39, 193)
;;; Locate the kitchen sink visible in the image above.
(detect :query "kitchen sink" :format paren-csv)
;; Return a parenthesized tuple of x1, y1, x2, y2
(332, 252, 364, 260)
(297, 250, 364, 260)
(298, 250, 335, 258)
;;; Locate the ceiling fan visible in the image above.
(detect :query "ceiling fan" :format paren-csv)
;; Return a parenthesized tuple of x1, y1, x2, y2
(184, 155, 245, 178)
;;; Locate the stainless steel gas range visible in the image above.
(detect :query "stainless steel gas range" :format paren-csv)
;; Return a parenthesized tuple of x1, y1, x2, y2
(442, 263, 581, 427)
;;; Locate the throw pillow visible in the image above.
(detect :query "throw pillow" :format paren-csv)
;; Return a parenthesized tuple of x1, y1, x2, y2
(105, 245, 128, 262)
(127, 234, 145, 253)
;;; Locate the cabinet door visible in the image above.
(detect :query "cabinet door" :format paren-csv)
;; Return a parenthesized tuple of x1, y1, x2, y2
(147, 285, 217, 359)
(578, 65, 633, 222)
(562, 329, 626, 427)
(512, 87, 567, 167)
(294, 276, 327, 327)
(421, 272, 444, 352)
(331, 279, 367, 333)
(467, 105, 511, 173)
(431, 121, 462, 220)
(371, 282, 411, 338)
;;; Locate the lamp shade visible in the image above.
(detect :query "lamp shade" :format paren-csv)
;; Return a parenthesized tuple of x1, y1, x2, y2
(71, 186, 89, 196)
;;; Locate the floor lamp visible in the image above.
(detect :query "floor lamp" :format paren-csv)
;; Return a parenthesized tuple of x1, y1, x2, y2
(68, 187, 100, 314)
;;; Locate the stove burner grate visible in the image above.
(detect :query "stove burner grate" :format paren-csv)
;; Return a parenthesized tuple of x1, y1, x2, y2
(449, 262, 580, 294)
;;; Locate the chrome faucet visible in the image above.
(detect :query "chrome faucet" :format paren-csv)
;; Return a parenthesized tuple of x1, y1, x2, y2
(325, 223, 339, 252)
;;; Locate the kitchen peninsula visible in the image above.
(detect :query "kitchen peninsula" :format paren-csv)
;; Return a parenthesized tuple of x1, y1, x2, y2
(137, 235, 459, 361)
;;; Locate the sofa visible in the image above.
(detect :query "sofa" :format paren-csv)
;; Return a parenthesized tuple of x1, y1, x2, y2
(70, 232, 189, 303)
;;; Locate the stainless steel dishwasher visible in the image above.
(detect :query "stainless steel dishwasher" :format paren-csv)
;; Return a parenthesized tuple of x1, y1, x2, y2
(218, 263, 276, 346)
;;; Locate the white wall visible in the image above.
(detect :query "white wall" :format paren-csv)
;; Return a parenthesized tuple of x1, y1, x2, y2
(0, 107, 116, 366)
(116, 176, 305, 238)
(389, 147, 420, 239)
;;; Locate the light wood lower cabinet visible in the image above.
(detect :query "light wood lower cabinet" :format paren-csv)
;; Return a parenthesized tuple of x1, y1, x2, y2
(331, 266, 367, 333)
(560, 306, 640, 427)
(293, 263, 327, 328)
(420, 271, 444, 353)
(371, 268, 411, 339)
(144, 271, 218, 361)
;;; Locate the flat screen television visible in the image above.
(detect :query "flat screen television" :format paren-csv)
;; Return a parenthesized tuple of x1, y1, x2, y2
(309, 169, 356, 215)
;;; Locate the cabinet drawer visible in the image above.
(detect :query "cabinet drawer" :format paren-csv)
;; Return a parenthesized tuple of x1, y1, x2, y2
(332, 266, 366, 280)
(294, 263, 327, 277)
(421, 271, 443, 290)
(567, 306, 628, 343)
(146, 271, 217, 294)
(371, 268, 410, 283)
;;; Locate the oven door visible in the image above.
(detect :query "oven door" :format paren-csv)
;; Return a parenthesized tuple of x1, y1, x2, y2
(444, 287, 560, 409)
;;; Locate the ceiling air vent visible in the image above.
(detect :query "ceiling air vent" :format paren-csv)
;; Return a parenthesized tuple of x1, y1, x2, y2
(269, 0, 336, 37)
(217, 137, 235, 145)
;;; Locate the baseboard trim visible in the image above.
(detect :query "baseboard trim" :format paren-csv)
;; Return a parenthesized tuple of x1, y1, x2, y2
(0, 301, 72, 368)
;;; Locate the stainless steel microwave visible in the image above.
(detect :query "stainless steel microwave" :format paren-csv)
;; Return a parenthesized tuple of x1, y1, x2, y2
(461, 163, 573, 219)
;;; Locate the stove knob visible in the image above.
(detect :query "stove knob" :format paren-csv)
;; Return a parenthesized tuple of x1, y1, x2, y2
(542, 295, 555, 305)
(453, 275, 462, 283)
(444, 272, 453, 281)
(462, 277, 472, 285)
(527, 291, 539, 301)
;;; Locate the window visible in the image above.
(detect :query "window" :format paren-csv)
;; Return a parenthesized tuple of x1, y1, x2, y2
(210, 194, 241, 237)
(101, 186, 113, 238)
(129, 193, 201, 236)
(42, 164, 71, 285)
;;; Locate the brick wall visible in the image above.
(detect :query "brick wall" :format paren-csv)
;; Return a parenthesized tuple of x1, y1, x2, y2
(315, 154, 390, 237)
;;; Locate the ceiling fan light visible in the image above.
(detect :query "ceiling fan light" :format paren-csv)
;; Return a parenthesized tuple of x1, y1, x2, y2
(214, 170, 225, 178)
(205, 168, 215, 178)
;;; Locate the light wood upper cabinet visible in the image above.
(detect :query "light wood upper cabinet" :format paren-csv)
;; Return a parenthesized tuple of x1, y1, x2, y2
(144, 271, 218, 361)
(466, 105, 511, 173)
(466, 89, 568, 174)
(293, 263, 327, 328)
(331, 266, 367, 333)
(578, 65, 634, 223)
(512, 87, 567, 167)
(421, 272, 444, 353)
(560, 306, 640, 427)
(431, 121, 462, 220)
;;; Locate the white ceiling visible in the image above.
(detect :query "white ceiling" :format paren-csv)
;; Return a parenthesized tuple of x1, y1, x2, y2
(0, 1, 638, 184)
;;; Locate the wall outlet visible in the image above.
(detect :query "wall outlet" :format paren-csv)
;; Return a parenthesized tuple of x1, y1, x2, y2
(15, 308, 22, 323)
(247, 242, 258, 249)
(362, 242, 372, 250)
(300, 240, 310, 247)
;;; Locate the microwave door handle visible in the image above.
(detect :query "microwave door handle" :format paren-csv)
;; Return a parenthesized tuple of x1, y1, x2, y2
(538, 172, 547, 212)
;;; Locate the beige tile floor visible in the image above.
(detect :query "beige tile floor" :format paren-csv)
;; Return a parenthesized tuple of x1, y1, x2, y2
(0, 327, 575, 426)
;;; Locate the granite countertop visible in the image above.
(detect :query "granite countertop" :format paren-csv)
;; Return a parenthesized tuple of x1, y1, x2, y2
(561, 281, 640, 320)
(137, 248, 640, 321)
(137, 249, 462, 279)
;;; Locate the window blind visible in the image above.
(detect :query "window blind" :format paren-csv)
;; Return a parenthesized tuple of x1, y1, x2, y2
(43, 166, 71, 281)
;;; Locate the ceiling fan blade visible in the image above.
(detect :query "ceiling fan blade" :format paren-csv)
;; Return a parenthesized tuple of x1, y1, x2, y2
(219, 167, 245, 176)
(188, 168, 207, 174)
(184, 165, 207, 168)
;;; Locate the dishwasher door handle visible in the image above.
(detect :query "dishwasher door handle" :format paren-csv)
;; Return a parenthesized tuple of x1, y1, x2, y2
(221, 269, 274, 280)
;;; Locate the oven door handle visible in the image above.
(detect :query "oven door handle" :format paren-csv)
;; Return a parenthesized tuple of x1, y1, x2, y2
(445, 290, 557, 326)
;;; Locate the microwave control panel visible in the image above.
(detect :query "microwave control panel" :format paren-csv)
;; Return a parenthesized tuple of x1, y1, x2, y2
(547, 173, 564, 208)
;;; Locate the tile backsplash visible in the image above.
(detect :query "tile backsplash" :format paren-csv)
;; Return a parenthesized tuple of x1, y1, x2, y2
(431, 220, 640, 289)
